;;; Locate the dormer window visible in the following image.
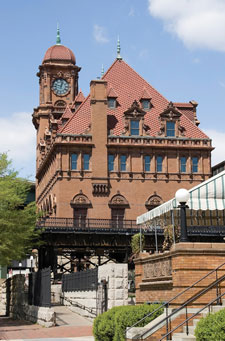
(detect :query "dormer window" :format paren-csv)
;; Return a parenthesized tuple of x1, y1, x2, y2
(158, 102, 186, 138)
(108, 98, 116, 109)
(166, 121, 175, 137)
(123, 100, 146, 136)
(141, 99, 151, 110)
(130, 120, 139, 135)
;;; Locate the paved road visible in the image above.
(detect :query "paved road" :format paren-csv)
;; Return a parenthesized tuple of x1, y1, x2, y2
(0, 306, 94, 340)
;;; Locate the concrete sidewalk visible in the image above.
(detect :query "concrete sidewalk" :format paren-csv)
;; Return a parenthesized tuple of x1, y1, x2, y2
(0, 306, 94, 340)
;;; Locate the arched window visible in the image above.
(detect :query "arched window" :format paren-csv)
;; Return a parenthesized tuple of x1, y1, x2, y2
(145, 193, 163, 211)
(109, 192, 129, 228)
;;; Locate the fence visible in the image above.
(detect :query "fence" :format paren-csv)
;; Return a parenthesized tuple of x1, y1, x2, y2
(28, 267, 51, 307)
(62, 268, 98, 292)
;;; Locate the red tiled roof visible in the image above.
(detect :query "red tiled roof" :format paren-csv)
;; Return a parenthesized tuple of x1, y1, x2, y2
(61, 105, 73, 119)
(43, 45, 76, 64)
(60, 59, 209, 139)
(140, 87, 151, 99)
(75, 90, 85, 103)
(107, 86, 118, 98)
(174, 102, 194, 108)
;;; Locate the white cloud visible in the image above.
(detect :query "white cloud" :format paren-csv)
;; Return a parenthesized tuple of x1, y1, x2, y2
(93, 25, 109, 43)
(148, 0, 225, 52)
(0, 112, 36, 178)
(204, 129, 225, 166)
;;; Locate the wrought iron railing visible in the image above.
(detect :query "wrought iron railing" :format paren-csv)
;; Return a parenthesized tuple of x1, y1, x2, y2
(36, 217, 140, 230)
(126, 261, 225, 340)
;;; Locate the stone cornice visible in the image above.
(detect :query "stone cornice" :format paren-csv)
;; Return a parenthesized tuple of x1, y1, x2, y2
(108, 136, 213, 150)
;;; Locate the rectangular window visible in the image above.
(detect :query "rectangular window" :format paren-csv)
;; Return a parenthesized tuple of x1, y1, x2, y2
(71, 153, 78, 170)
(192, 157, 198, 173)
(108, 98, 116, 108)
(83, 154, 90, 170)
(130, 120, 139, 135)
(157, 156, 163, 172)
(180, 157, 187, 173)
(166, 121, 175, 137)
(144, 155, 151, 172)
(108, 154, 115, 171)
(142, 99, 150, 110)
(120, 155, 127, 172)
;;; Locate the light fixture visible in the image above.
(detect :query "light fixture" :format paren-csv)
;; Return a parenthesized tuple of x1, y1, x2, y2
(175, 188, 190, 204)
(30, 255, 34, 272)
(175, 188, 190, 243)
(19, 262, 22, 275)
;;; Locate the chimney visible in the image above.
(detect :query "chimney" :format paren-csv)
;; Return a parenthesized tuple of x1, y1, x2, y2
(90, 79, 108, 178)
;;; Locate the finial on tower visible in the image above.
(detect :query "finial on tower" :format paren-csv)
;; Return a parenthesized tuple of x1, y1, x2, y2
(56, 23, 61, 45)
(117, 36, 122, 60)
(101, 64, 104, 78)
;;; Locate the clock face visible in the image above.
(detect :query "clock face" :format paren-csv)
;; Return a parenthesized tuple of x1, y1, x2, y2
(52, 78, 69, 95)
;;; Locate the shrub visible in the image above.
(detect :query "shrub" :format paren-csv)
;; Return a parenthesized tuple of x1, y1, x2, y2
(93, 303, 163, 341)
(195, 308, 225, 341)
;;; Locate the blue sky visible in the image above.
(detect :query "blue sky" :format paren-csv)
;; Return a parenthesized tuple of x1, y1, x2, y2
(0, 0, 224, 180)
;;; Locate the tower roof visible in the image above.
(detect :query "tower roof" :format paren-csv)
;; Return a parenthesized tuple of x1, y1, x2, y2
(42, 27, 76, 64)
(42, 44, 76, 64)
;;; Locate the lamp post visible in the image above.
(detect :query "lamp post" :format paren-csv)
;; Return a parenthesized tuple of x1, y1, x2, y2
(19, 262, 22, 275)
(175, 188, 190, 243)
(30, 255, 34, 273)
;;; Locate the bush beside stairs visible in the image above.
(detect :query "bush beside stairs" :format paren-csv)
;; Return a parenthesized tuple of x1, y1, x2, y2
(126, 300, 225, 340)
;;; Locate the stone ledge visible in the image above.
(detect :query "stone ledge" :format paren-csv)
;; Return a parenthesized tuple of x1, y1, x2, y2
(140, 280, 173, 289)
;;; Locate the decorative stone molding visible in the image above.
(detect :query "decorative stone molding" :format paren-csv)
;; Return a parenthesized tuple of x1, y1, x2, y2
(158, 101, 186, 137)
(122, 100, 146, 136)
(92, 183, 110, 195)
(70, 191, 92, 208)
(145, 192, 163, 210)
(108, 192, 129, 208)
(143, 257, 172, 279)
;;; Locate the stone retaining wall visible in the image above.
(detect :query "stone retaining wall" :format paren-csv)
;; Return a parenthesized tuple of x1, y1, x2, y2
(63, 263, 128, 318)
(0, 275, 55, 327)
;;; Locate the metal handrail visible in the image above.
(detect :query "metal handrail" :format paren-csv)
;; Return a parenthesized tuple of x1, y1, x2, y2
(126, 260, 225, 334)
(159, 290, 225, 340)
(141, 272, 225, 339)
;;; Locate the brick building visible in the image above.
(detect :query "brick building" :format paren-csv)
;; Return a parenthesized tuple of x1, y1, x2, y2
(32, 32, 213, 267)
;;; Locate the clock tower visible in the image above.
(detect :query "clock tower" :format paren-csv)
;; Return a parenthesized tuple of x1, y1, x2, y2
(33, 28, 81, 168)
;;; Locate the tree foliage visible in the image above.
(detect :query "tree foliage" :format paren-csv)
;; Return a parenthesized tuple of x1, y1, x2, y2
(131, 233, 145, 254)
(0, 153, 37, 265)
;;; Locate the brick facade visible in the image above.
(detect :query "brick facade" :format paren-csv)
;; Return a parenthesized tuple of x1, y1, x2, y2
(135, 242, 225, 307)
(32, 40, 212, 226)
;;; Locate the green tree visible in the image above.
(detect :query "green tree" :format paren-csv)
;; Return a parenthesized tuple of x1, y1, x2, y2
(0, 153, 37, 265)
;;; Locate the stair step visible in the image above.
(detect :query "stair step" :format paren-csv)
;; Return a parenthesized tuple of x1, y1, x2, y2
(211, 305, 225, 313)
(172, 333, 196, 341)
(182, 326, 195, 334)
(221, 299, 225, 306)
(192, 318, 201, 327)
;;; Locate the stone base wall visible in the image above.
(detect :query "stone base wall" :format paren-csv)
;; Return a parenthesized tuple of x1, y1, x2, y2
(135, 243, 225, 307)
(63, 290, 97, 319)
(0, 275, 55, 327)
(0, 279, 6, 315)
(63, 263, 128, 318)
(99, 263, 128, 309)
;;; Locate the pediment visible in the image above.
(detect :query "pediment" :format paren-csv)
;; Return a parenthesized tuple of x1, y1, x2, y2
(70, 191, 92, 207)
(160, 102, 182, 120)
(109, 192, 129, 208)
(124, 100, 146, 118)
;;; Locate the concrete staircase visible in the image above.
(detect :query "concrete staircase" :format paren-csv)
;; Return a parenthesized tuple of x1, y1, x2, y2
(171, 300, 225, 341)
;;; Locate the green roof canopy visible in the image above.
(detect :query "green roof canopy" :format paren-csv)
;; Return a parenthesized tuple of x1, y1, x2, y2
(137, 170, 225, 225)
